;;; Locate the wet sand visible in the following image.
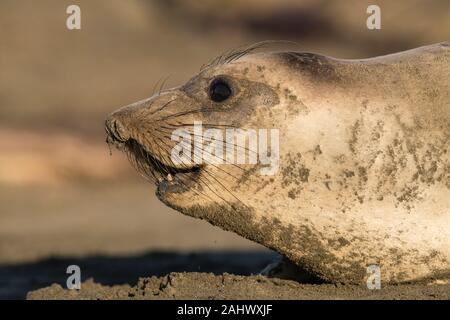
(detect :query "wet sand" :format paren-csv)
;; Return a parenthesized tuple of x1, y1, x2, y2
(28, 273, 450, 300)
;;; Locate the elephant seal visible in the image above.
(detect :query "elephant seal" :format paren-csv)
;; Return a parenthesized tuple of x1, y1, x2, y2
(105, 42, 450, 284)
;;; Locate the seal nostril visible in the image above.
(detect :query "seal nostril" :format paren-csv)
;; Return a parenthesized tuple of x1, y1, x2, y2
(105, 117, 128, 142)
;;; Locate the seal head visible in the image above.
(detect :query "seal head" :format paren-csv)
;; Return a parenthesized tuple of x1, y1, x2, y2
(106, 43, 450, 284)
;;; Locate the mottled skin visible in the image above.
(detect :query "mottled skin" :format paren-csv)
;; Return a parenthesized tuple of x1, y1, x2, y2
(106, 43, 450, 284)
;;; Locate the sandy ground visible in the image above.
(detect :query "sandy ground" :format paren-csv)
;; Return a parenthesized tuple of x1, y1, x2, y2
(28, 273, 450, 300)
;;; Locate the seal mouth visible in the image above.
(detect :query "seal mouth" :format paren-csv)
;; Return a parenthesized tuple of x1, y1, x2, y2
(107, 134, 201, 190)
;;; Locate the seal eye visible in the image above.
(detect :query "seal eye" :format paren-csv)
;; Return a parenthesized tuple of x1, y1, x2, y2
(209, 79, 232, 102)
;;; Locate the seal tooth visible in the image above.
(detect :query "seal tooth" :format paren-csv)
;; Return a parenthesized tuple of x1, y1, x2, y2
(167, 174, 173, 182)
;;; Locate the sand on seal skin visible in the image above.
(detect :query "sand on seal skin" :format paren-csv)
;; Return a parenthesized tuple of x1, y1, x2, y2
(27, 273, 450, 300)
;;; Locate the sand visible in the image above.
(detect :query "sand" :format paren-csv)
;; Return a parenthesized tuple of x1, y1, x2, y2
(27, 273, 450, 300)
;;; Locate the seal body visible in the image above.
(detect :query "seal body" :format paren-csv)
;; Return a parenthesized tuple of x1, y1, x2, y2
(106, 43, 450, 284)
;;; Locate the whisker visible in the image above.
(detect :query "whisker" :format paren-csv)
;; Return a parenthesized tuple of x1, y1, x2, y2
(151, 77, 163, 96)
(200, 40, 299, 71)
(146, 98, 178, 117)
(155, 126, 259, 158)
(158, 75, 171, 96)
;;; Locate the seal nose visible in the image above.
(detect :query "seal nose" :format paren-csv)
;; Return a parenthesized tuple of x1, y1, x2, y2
(105, 116, 129, 143)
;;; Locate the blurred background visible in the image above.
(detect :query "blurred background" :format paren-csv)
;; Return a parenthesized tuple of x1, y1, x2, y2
(1, 0, 450, 299)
